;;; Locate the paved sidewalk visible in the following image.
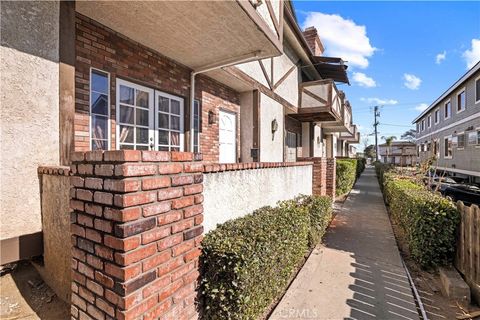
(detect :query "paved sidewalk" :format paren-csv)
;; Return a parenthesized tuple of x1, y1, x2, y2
(270, 167, 419, 320)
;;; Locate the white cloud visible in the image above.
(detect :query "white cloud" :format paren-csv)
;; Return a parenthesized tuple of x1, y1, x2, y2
(463, 39, 480, 69)
(403, 73, 421, 90)
(302, 12, 376, 69)
(360, 97, 398, 105)
(435, 51, 446, 64)
(352, 72, 376, 88)
(415, 103, 429, 112)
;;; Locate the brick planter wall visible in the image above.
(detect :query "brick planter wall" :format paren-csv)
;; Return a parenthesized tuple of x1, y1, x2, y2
(70, 150, 203, 320)
(298, 157, 336, 198)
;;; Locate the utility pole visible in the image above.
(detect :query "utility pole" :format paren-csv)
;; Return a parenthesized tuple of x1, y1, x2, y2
(374, 106, 380, 161)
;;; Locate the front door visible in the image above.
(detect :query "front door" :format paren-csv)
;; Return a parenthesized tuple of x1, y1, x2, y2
(219, 110, 236, 163)
(116, 79, 154, 150)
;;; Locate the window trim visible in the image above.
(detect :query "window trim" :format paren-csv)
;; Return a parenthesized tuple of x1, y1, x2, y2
(154, 90, 185, 152)
(421, 119, 425, 131)
(456, 87, 466, 113)
(427, 115, 432, 128)
(89, 67, 111, 151)
(444, 99, 451, 120)
(475, 76, 480, 104)
(434, 108, 440, 125)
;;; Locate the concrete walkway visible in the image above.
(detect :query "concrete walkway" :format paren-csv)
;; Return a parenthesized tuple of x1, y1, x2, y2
(270, 167, 419, 320)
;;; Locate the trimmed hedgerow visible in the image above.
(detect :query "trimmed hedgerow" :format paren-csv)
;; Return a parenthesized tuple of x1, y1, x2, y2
(356, 158, 366, 178)
(336, 159, 357, 196)
(200, 195, 332, 319)
(379, 170, 460, 268)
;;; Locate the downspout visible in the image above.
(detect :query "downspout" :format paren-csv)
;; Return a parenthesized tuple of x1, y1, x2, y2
(189, 51, 262, 152)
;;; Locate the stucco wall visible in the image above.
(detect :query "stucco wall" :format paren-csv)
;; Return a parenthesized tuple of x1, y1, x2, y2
(260, 93, 284, 162)
(36, 172, 71, 302)
(313, 124, 323, 157)
(203, 165, 313, 233)
(0, 1, 60, 240)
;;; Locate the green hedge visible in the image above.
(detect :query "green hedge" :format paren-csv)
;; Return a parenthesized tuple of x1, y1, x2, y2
(356, 158, 366, 178)
(379, 171, 460, 268)
(200, 195, 332, 319)
(336, 159, 357, 196)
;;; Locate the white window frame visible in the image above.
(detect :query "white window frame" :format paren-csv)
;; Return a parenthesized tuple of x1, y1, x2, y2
(421, 119, 425, 131)
(115, 78, 155, 151)
(456, 87, 466, 113)
(457, 132, 465, 150)
(427, 115, 431, 128)
(89, 68, 111, 151)
(477, 127, 480, 148)
(444, 135, 453, 159)
(434, 108, 440, 125)
(155, 90, 185, 152)
(444, 99, 451, 120)
(475, 76, 480, 104)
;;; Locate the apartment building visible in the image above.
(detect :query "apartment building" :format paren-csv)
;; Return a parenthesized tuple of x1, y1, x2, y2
(413, 61, 480, 182)
(379, 141, 417, 166)
(1, 1, 361, 318)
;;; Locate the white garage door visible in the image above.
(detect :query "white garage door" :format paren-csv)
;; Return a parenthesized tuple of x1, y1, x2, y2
(219, 110, 236, 163)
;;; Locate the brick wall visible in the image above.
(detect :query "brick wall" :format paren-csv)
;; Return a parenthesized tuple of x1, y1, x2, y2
(326, 158, 336, 197)
(75, 14, 240, 162)
(70, 150, 203, 320)
(298, 157, 336, 198)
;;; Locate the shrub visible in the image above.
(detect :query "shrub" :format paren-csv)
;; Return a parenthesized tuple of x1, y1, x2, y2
(381, 172, 460, 268)
(336, 159, 357, 196)
(356, 158, 366, 178)
(200, 195, 332, 319)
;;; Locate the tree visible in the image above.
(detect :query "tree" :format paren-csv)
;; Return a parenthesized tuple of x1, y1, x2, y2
(364, 144, 376, 159)
(381, 136, 397, 163)
(401, 129, 416, 142)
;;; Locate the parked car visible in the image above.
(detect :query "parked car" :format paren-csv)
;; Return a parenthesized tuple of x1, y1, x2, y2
(441, 184, 480, 206)
(423, 176, 457, 191)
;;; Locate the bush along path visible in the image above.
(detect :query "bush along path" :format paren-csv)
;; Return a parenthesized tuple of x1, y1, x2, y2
(270, 167, 420, 320)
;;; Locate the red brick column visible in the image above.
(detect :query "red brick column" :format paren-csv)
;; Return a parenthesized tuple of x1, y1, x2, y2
(325, 158, 336, 198)
(298, 157, 328, 197)
(70, 150, 203, 320)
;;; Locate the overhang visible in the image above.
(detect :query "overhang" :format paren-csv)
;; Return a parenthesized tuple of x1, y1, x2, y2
(290, 79, 342, 122)
(339, 125, 360, 143)
(312, 56, 349, 84)
(76, 1, 283, 71)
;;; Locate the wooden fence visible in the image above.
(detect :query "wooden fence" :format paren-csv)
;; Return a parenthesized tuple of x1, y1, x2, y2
(455, 202, 480, 303)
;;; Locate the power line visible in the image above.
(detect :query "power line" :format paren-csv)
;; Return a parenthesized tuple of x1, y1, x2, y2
(379, 123, 415, 128)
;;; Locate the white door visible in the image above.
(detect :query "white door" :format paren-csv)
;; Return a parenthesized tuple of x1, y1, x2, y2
(219, 110, 236, 163)
(116, 79, 154, 150)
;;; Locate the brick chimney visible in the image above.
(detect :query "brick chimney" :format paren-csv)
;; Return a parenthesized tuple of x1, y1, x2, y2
(303, 26, 324, 56)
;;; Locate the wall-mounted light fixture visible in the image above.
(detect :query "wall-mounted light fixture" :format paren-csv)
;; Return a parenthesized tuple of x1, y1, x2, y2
(271, 118, 278, 134)
(208, 111, 216, 125)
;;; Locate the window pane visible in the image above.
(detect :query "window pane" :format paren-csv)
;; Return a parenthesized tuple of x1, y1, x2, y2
(136, 90, 149, 108)
(159, 113, 169, 129)
(91, 115, 108, 140)
(119, 125, 134, 143)
(91, 92, 108, 115)
(171, 100, 180, 115)
(159, 146, 169, 151)
(476, 80, 480, 101)
(120, 144, 134, 150)
(92, 70, 108, 94)
(171, 115, 180, 131)
(159, 97, 169, 112)
(136, 109, 149, 126)
(120, 105, 134, 124)
(120, 85, 134, 105)
(136, 127, 149, 144)
(170, 131, 180, 146)
(137, 145, 149, 150)
(92, 139, 107, 150)
(158, 130, 169, 145)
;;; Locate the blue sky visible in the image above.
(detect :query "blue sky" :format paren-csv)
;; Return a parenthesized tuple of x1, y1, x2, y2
(293, 1, 480, 148)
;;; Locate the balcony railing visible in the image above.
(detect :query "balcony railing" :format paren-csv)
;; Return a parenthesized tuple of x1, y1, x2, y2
(290, 79, 342, 122)
(339, 125, 360, 143)
(323, 94, 354, 134)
